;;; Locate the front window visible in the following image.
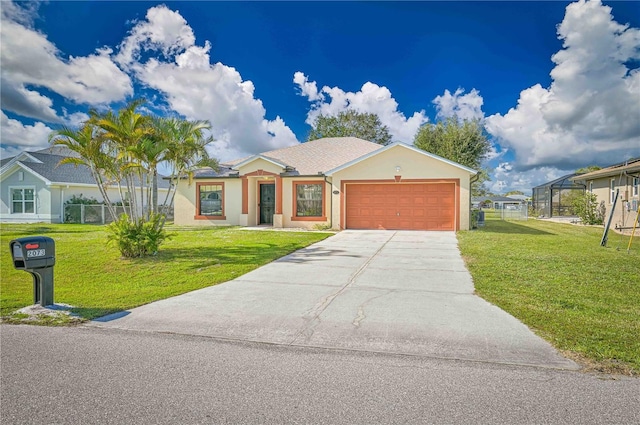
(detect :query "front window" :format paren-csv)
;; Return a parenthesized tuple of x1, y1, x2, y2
(295, 183, 323, 217)
(633, 177, 639, 197)
(11, 188, 35, 214)
(197, 183, 224, 218)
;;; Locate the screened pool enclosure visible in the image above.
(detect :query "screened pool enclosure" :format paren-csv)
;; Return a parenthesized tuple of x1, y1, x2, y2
(532, 174, 585, 217)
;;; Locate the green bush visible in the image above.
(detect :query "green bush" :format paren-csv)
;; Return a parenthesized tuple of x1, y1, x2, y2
(107, 213, 171, 258)
(572, 192, 604, 225)
(471, 209, 480, 229)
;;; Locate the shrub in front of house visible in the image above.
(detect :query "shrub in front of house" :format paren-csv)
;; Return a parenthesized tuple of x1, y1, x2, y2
(107, 213, 171, 258)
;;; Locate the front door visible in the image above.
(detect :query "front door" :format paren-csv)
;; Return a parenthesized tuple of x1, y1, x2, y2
(259, 183, 275, 224)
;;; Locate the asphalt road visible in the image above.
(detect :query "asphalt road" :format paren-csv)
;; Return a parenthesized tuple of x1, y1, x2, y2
(2, 325, 638, 425)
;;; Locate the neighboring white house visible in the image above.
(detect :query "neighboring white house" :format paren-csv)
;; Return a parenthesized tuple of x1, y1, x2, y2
(0, 146, 169, 223)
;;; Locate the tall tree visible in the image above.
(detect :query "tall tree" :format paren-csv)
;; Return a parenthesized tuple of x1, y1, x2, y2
(49, 99, 217, 257)
(89, 99, 153, 221)
(414, 117, 491, 197)
(472, 168, 492, 198)
(413, 117, 490, 170)
(307, 110, 392, 145)
(576, 165, 602, 174)
(159, 117, 218, 226)
(49, 123, 119, 221)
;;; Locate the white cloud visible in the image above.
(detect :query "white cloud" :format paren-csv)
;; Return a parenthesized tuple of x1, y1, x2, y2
(0, 1, 133, 115)
(294, 73, 429, 143)
(0, 111, 52, 156)
(0, 78, 61, 122)
(433, 88, 485, 121)
(115, 6, 196, 69)
(485, 0, 640, 171)
(488, 161, 572, 195)
(293, 72, 322, 101)
(119, 5, 298, 161)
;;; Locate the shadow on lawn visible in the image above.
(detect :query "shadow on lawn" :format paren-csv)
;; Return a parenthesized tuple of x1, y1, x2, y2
(71, 307, 127, 321)
(478, 221, 554, 235)
(0, 226, 101, 236)
(146, 243, 307, 270)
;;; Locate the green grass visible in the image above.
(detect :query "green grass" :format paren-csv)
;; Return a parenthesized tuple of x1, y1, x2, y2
(1, 224, 330, 320)
(458, 218, 640, 375)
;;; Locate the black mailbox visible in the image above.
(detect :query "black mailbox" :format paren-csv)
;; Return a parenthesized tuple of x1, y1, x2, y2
(10, 236, 55, 307)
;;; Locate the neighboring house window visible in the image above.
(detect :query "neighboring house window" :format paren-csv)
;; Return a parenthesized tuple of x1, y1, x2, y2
(293, 182, 324, 219)
(11, 187, 35, 214)
(197, 183, 225, 219)
(610, 178, 616, 203)
(589, 181, 593, 193)
(634, 177, 639, 197)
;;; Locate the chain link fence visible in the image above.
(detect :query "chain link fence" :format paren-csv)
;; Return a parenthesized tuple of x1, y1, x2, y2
(64, 204, 173, 224)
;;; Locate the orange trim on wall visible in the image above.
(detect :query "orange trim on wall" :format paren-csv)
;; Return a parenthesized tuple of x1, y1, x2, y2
(339, 179, 461, 231)
(241, 177, 248, 214)
(257, 180, 276, 224)
(275, 176, 283, 215)
(291, 180, 327, 222)
(243, 169, 279, 177)
(195, 182, 226, 220)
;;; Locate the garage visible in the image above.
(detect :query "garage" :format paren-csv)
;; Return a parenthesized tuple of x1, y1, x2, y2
(345, 182, 457, 230)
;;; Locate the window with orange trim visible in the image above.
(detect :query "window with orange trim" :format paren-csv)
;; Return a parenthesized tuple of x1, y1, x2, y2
(196, 182, 225, 219)
(292, 182, 325, 220)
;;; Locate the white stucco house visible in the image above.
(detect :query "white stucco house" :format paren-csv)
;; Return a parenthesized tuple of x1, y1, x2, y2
(173, 137, 478, 231)
(0, 146, 169, 223)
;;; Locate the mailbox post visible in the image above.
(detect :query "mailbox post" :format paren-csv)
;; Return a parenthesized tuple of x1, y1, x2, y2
(9, 236, 55, 307)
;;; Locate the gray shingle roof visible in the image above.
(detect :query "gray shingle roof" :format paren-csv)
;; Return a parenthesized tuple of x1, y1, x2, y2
(228, 137, 384, 175)
(3, 149, 170, 189)
(190, 165, 238, 179)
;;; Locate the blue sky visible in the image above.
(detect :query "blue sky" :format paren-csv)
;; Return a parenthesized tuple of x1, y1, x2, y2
(1, 0, 639, 193)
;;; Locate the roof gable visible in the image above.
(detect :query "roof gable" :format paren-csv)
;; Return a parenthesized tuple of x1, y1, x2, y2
(0, 162, 52, 184)
(233, 155, 289, 170)
(1, 149, 170, 189)
(325, 142, 477, 176)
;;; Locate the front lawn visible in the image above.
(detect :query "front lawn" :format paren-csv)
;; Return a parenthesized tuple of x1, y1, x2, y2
(0, 224, 330, 320)
(458, 219, 640, 375)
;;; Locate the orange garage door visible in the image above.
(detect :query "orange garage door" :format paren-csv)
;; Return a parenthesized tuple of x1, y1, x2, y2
(345, 183, 456, 230)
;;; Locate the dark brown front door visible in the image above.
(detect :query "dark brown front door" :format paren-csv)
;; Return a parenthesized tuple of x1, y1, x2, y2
(259, 183, 275, 224)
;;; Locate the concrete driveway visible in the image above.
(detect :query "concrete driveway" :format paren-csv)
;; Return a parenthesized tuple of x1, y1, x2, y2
(91, 230, 577, 369)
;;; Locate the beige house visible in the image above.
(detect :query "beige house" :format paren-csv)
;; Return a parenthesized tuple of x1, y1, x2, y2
(571, 158, 640, 232)
(174, 137, 477, 231)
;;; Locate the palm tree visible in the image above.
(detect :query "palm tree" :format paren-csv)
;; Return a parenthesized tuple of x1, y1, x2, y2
(49, 123, 119, 221)
(89, 99, 153, 221)
(160, 118, 218, 224)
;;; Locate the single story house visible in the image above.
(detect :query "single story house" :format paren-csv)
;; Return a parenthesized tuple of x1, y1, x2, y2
(571, 158, 640, 232)
(471, 196, 523, 210)
(173, 137, 477, 231)
(0, 146, 169, 223)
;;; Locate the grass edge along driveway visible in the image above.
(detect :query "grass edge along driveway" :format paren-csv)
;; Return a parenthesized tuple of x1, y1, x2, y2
(1, 224, 330, 321)
(457, 218, 640, 376)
